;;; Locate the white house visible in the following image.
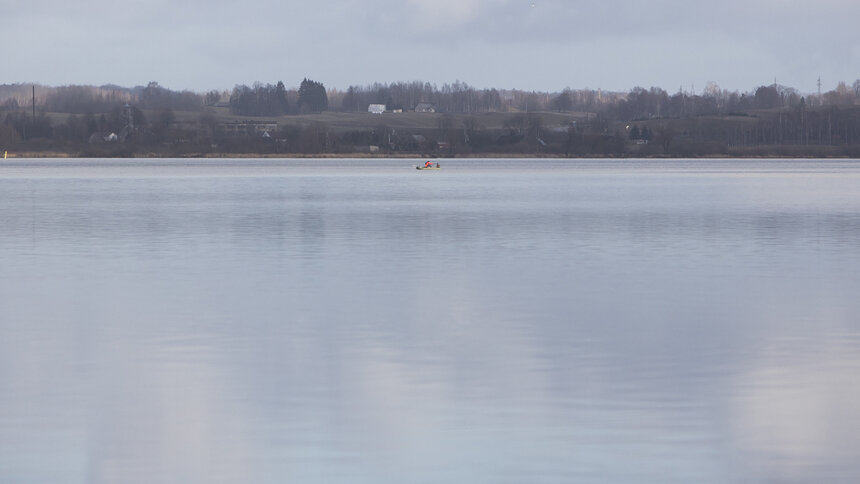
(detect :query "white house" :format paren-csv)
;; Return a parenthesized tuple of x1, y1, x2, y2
(415, 102, 436, 113)
(368, 104, 386, 114)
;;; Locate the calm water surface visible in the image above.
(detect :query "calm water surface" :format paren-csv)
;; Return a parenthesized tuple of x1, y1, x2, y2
(1, 158, 859, 483)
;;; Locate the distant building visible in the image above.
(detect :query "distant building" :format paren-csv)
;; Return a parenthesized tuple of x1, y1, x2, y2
(368, 104, 386, 114)
(217, 121, 277, 137)
(415, 102, 436, 113)
(88, 132, 118, 144)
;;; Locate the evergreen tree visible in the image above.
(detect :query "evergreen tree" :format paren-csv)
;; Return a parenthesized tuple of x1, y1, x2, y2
(297, 78, 328, 113)
(275, 81, 289, 115)
(553, 90, 572, 112)
(641, 126, 653, 142)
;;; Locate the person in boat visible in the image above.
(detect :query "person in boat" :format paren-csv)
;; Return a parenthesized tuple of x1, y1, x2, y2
(424, 161, 433, 168)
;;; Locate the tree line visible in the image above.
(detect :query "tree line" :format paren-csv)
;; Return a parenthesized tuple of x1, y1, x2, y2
(3, 78, 859, 117)
(228, 79, 328, 116)
(2, 78, 860, 157)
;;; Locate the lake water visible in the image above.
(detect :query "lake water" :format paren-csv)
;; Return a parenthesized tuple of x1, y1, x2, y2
(1, 158, 859, 483)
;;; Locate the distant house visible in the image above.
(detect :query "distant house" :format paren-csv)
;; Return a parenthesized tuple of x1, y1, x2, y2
(217, 121, 277, 137)
(368, 104, 386, 114)
(88, 132, 118, 144)
(415, 102, 436, 113)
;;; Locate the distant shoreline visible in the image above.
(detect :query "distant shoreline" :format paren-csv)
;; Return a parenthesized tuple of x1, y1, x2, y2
(4, 82, 859, 160)
(3, 152, 857, 160)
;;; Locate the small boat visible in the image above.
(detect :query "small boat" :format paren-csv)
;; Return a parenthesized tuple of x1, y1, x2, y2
(416, 162, 440, 170)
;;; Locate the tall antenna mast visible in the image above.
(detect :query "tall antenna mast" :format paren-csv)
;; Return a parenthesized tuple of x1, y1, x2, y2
(817, 77, 822, 104)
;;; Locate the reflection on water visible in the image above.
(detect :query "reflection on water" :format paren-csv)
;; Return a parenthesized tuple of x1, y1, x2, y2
(1, 158, 859, 483)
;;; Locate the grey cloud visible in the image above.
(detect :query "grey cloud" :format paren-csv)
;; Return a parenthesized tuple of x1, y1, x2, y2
(4, 0, 858, 92)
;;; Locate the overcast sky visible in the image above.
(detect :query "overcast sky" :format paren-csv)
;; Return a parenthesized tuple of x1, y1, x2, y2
(4, 0, 859, 94)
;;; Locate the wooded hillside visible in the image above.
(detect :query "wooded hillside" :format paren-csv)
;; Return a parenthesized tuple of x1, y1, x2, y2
(2, 79, 859, 157)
